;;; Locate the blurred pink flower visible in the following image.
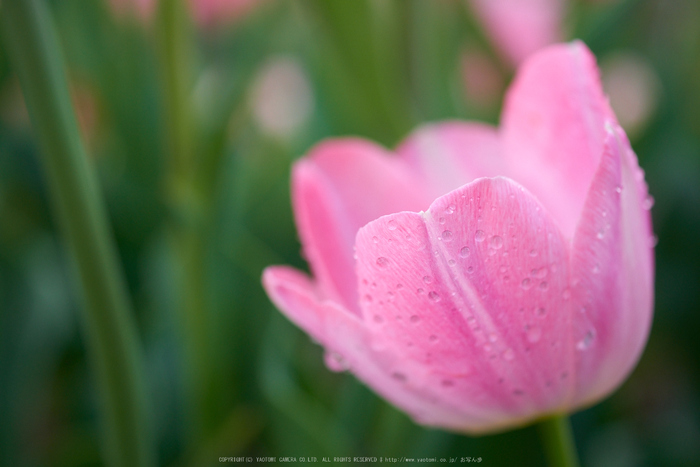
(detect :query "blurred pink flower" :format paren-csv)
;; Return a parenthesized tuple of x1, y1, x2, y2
(468, 0, 564, 66)
(263, 42, 654, 433)
(460, 49, 505, 110)
(190, 0, 261, 27)
(108, 0, 262, 26)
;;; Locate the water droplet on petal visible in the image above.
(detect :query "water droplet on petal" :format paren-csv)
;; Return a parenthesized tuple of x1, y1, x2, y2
(325, 352, 349, 372)
(376, 257, 389, 268)
(577, 329, 596, 351)
(410, 314, 421, 323)
(392, 372, 407, 382)
(441, 230, 453, 242)
(417, 288, 424, 294)
(649, 235, 659, 248)
(474, 230, 486, 242)
(643, 195, 655, 210)
(448, 259, 456, 266)
(373, 314, 384, 323)
(536, 307, 547, 317)
(428, 291, 441, 302)
(423, 275, 433, 284)
(467, 266, 474, 274)
(539, 281, 549, 291)
(597, 230, 605, 240)
(396, 283, 403, 289)
(526, 325, 542, 343)
(615, 186, 623, 194)
(388, 220, 397, 230)
(429, 334, 438, 343)
(490, 235, 504, 249)
(446, 204, 456, 214)
(521, 278, 532, 290)
(502, 348, 515, 361)
(460, 247, 470, 258)
(529, 249, 538, 257)
(364, 294, 373, 303)
(439, 217, 446, 224)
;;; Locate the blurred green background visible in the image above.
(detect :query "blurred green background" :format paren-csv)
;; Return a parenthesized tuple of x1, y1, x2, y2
(1, 0, 699, 466)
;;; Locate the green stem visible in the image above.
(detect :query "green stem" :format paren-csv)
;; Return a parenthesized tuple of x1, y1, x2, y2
(537, 415, 581, 467)
(0, 2, 154, 467)
(157, 0, 211, 446)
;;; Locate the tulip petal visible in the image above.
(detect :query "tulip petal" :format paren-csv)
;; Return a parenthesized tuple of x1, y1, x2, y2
(502, 42, 617, 239)
(355, 177, 573, 432)
(569, 124, 654, 408)
(262, 265, 468, 427)
(292, 139, 429, 312)
(397, 122, 504, 199)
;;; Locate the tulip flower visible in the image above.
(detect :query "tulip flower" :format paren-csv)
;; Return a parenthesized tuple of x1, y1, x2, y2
(467, 0, 564, 66)
(262, 41, 654, 434)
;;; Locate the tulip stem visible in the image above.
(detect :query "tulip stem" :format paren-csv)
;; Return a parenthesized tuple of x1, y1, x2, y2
(0, 1, 154, 467)
(537, 415, 580, 467)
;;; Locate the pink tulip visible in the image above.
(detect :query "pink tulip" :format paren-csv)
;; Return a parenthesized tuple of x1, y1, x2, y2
(468, 0, 564, 66)
(262, 42, 654, 434)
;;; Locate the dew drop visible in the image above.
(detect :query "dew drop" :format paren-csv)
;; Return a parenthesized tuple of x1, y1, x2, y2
(615, 185, 623, 194)
(376, 257, 389, 268)
(396, 283, 404, 289)
(460, 247, 471, 258)
(410, 315, 421, 323)
(446, 204, 456, 214)
(539, 281, 549, 291)
(576, 329, 596, 351)
(429, 334, 439, 343)
(521, 278, 532, 290)
(439, 217, 446, 224)
(467, 266, 474, 274)
(596, 230, 604, 240)
(417, 288, 424, 294)
(388, 220, 397, 230)
(502, 348, 515, 361)
(363, 294, 373, 303)
(325, 352, 349, 372)
(649, 235, 659, 248)
(448, 259, 456, 266)
(428, 291, 441, 302)
(536, 307, 547, 317)
(391, 372, 407, 382)
(423, 275, 433, 284)
(373, 314, 384, 323)
(526, 325, 542, 343)
(529, 249, 538, 257)
(490, 235, 504, 249)
(642, 195, 655, 210)
(441, 230, 453, 242)
(474, 230, 486, 242)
